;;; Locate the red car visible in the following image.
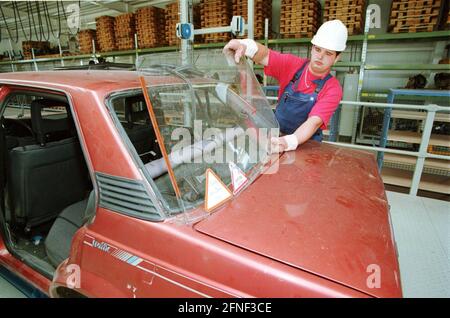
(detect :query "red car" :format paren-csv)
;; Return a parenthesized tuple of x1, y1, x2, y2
(0, 56, 402, 298)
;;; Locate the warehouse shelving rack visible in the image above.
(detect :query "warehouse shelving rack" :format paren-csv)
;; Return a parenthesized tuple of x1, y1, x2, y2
(1, 30, 449, 70)
(376, 89, 450, 195)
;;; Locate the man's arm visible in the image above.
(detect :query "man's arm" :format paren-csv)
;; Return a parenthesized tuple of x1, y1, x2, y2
(293, 116, 323, 145)
(223, 39, 322, 153)
(223, 39, 269, 66)
(271, 81, 343, 153)
(271, 116, 323, 153)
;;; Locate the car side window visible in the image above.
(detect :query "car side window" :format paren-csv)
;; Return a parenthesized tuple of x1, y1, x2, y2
(41, 104, 68, 120)
(3, 94, 33, 119)
(1, 95, 35, 147)
(111, 94, 161, 165)
(1, 92, 75, 149)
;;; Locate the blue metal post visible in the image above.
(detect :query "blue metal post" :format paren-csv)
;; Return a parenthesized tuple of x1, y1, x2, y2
(328, 105, 341, 142)
(377, 90, 394, 169)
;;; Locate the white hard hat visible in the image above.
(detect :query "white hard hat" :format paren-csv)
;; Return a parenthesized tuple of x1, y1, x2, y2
(311, 20, 348, 52)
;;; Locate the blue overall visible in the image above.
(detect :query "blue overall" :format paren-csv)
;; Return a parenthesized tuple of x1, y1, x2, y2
(275, 61, 332, 142)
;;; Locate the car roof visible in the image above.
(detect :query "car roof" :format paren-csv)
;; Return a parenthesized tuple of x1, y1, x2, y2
(0, 70, 196, 98)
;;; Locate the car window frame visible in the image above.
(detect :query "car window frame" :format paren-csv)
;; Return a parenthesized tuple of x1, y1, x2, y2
(105, 89, 172, 218)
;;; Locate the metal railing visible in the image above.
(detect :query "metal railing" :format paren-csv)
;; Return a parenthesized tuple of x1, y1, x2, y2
(266, 95, 450, 196)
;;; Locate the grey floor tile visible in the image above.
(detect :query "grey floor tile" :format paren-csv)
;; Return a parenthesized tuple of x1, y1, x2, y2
(421, 197, 450, 258)
(386, 191, 450, 298)
(0, 276, 26, 298)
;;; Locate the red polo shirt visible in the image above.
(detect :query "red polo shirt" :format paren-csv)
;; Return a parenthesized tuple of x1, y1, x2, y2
(264, 50, 343, 130)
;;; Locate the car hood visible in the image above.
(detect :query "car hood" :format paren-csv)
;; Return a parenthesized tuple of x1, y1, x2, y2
(194, 141, 402, 297)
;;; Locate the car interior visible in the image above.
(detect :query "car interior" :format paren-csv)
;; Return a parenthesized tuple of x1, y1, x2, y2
(0, 84, 259, 277)
(0, 91, 159, 278)
(115, 94, 162, 164)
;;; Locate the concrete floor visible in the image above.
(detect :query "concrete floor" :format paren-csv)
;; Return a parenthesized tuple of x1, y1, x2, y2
(386, 191, 449, 298)
(0, 275, 26, 298)
(0, 190, 448, 298)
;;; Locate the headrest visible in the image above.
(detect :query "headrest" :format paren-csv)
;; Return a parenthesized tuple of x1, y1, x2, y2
(124, 96, 150, 125)
(31, 99, 72, 146)
(130, 109, 150, 123)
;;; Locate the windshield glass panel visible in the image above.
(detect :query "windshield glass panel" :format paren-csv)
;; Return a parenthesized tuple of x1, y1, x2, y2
(137, 51, 279, 220)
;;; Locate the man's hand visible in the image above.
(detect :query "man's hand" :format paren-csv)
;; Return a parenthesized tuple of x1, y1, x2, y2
(223, 39, 247, 64)
(270, 137, 287, 154)
(270, 135, 299, 154)
(223, 39, 269, 66)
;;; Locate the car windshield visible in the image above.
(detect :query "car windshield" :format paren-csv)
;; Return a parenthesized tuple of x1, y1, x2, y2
(136, 51, 279, 220)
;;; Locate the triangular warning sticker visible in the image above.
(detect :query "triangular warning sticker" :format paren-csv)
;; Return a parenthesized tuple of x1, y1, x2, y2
(205, 168, 232, 212)
(229, 162, 248, 195)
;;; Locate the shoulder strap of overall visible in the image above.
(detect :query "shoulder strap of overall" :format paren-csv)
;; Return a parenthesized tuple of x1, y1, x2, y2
(290, 60, 309, 83)
(314, 73, 333, 94)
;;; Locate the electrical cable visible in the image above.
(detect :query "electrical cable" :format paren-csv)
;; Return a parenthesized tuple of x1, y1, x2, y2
(11, 3, 19, 42)
(13, 1, 30, 41)
(59, 0, 67, 21)
(0, 5, 19, 42)
(35, 2, 48, 41)
(0, 7, 11, 42)
(43, 2, 58, 39)
(56, 1, 63, 39)
(26, 1, 40, 41)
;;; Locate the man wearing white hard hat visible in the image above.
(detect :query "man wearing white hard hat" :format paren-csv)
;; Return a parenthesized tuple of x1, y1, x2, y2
(223, 20, 348, 153)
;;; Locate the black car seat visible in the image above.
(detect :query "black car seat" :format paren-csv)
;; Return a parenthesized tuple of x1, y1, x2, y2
(123, 97, 159, 163)
(2, 117, 35, 150)
(30, 99, 75, 146)
(45, 191, 96, 267)
(7, 99, 90, 230)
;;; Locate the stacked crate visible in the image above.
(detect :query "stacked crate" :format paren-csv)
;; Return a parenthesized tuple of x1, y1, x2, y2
(95, 16, 116, 52)
(428, 145, 450, 156)
(22, 41, 50, 59)
(136, 6, 166, 48)
(114, 13, 135, 51)
(280, 0, 321, 38)
(193, 3, 203, 43)
(323, 0, 365, 36)
(78, 29, 97, 54)
(389, 0, 443, 33)
(165, 2, 180, 46)
(200, 0, 232, 43)
(445, 6, 450, 30)
(232, 0, 272, 39)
